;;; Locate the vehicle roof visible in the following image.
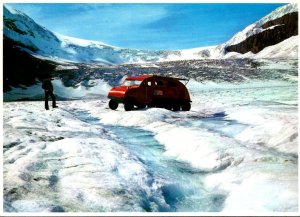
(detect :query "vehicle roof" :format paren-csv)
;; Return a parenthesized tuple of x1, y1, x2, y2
(125, 75, 186, 81)
(125, 75, 153, 81)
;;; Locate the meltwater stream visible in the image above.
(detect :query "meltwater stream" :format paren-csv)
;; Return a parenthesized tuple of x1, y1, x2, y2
(72, 109, 226, 212)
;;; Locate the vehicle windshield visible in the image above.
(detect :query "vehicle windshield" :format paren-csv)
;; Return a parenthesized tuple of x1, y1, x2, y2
(122, 80, 142, 87)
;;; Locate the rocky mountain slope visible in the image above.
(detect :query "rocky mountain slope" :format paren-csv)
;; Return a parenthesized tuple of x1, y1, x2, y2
(225, 6, 298, 54)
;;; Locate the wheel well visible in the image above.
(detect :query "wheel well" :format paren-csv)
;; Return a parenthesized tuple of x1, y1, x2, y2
(124, 97, 136, 104)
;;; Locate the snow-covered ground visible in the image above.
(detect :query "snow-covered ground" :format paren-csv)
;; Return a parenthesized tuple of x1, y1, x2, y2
(3, 79, 297, 213)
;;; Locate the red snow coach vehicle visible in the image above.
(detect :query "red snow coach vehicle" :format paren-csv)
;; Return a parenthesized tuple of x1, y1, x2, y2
(107, 75, 191, 111)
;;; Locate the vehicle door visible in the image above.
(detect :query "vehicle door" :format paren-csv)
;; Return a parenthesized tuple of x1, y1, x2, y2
(139, 78, 154, 105)
(153, 79, 165, 99)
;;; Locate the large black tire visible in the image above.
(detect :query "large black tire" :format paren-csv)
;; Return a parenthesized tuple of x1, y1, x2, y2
(165, 104, 172, 111)
(124, 102, 134, 111)
(172, 104, 180, 111)
(182, 102, 191, 111)
(109, 99, 118, 110)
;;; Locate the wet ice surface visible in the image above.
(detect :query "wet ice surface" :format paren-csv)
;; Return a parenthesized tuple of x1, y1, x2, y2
(3, 80, 298, 213)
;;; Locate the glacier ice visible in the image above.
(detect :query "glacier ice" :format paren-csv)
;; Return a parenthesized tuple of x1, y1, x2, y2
(3, 79, 297, 213)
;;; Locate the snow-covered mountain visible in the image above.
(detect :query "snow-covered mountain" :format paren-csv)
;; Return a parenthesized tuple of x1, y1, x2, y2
(225, 4, 298, 55)
(171, 3, 298, 60)
(3, 5, 177, 65)
(3, 3, 298, 65)
(227, 3, 298, 46)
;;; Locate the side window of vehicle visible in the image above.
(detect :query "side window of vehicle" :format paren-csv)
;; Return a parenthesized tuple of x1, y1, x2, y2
(155, 80, 164, 86)
(142, 80, 152, 87)
(168, 81, 178, 87)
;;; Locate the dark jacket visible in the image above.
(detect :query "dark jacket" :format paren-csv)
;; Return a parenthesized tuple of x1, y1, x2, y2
(42, 79, 53, 92)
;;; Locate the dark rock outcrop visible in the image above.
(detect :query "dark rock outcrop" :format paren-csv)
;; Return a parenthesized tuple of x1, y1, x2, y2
(3, 37, 57, 92)
(225, 12, 298, 54)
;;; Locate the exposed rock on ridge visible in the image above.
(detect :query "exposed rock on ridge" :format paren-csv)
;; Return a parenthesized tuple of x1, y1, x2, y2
(225, 12, 298, 54)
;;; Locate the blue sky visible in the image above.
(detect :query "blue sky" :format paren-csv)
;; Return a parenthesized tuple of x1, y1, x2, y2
(6, 3, 285, 50)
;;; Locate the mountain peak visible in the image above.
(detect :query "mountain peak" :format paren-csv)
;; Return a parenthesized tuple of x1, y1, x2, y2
(226, 3, 298, 46)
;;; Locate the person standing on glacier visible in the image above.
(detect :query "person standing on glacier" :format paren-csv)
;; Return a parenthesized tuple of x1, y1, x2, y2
(42, 77, 58, 110)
